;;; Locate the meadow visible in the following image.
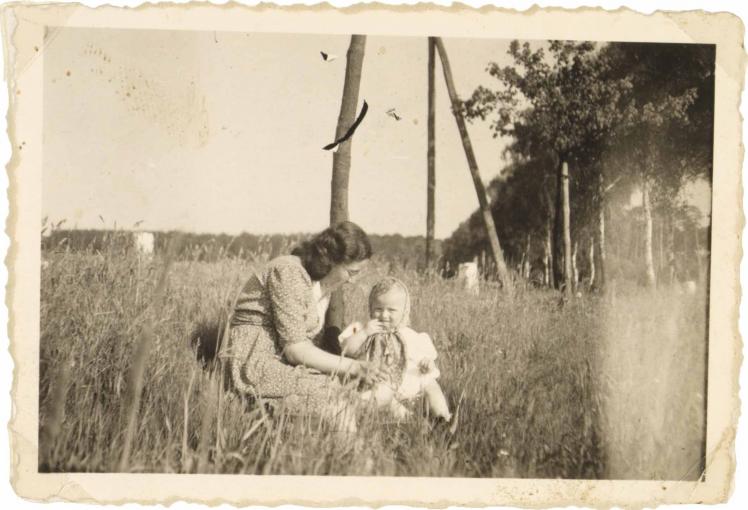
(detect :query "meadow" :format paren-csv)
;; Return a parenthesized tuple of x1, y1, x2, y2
(38, 245, 707, 478)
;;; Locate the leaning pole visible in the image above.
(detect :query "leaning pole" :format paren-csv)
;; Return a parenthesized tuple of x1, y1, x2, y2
(433, 37, 513, 294)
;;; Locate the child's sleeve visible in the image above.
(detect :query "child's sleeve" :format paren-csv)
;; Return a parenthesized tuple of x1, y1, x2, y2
(417, 332, 439, 361)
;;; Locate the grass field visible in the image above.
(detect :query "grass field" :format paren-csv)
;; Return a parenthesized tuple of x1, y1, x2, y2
(38, 248, 707, 478)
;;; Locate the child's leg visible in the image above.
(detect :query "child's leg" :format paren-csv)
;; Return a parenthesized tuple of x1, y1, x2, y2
(423, 380, 451, 420)
(361, 384, 411, 419)
(388, 399, 412, 420)
(371, 384, 395, 407)
(360, 384, 395, 408)
(326, 398, 358, 434)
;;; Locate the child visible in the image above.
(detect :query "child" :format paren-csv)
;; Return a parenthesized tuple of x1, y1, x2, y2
(339, 277, 451, 421)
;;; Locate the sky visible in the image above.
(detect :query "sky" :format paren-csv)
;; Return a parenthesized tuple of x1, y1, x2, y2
(43, 27, 522, 239)
(43, 28, 711, 239)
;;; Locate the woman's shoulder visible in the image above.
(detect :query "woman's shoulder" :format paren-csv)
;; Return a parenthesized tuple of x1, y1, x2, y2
(268, 254, 303, 269)
(266, 255, 310, 278)
(262, 256, 313, 290)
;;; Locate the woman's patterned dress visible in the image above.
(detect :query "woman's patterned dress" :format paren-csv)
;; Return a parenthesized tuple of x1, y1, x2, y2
(226, 255, 347, 413)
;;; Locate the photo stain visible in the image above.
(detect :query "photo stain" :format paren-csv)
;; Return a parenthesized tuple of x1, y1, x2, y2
(80, 42, 211, 148)
(66, 70, 71, 77)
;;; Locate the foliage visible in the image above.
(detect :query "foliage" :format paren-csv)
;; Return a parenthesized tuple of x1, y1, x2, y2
(445, 40, 714, 285)
(464, 40, 632, 161)
(602, 42, 715, 204)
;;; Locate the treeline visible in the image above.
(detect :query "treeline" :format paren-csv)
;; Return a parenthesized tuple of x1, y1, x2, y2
(443, 40, 714, 291)
(41, 229, 441, 268)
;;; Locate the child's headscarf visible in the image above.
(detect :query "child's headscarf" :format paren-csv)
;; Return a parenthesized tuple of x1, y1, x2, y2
(368, 276, 411, 330)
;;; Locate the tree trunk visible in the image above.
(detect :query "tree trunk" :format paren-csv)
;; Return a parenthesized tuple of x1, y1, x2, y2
(553, 163, 564, 289)
(325, 35, 366, 352)
(523, 233, 532, 279)
(561, 160, 573, 297)
(657, 215, 664, 280)
(433, 37, 513, 294)
(593, 172, 606, 292)
(667, 215, 676, 285)
(329, 35, 366, 226)
(589, 236, 595, 289)
(642, 174, 657, 288)
(571, 239, 579, 292)
(544, 221, 553, 287)
(425, 37, 436, 269)
(544, 188, 555, 288)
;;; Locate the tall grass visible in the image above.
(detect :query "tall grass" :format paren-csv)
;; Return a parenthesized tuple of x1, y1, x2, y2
(597, 286, 707, 480)
(38, 248, 705, 478)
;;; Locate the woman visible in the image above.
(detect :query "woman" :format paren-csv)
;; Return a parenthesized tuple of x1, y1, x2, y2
(227, 221, 380, 415)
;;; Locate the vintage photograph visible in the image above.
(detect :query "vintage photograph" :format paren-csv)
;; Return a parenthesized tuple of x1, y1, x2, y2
(38, 27, 714, 479)
(4, 4, 743, 507)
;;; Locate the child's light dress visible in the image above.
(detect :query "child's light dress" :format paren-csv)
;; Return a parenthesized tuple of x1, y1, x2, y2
(339, 323, 441, 401)
(394, 326, 441, 400)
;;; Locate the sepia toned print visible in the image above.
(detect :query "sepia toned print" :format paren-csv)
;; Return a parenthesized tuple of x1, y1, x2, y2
(4, 3, 744, 507)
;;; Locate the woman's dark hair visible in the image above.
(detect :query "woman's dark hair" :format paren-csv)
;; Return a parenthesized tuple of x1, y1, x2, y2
(292, 221, 372, 280)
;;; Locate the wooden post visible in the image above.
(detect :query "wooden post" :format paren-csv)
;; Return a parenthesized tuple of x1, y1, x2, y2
(425, 37, 436, 269)
(433, 37, 513, 294)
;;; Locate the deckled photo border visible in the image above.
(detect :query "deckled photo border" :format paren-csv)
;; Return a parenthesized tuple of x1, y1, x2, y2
(2, 3, 744, 506)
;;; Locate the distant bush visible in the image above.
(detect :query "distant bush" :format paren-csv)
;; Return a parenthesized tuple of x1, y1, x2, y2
(42, 229, 442, 268)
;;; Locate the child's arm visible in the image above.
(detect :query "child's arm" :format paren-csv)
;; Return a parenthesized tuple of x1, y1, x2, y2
(340, 319, 385, 357)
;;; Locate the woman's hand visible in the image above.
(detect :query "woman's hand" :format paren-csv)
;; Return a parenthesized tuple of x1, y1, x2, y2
(363, 319, 385, 337)
(350, 360, 386, 386)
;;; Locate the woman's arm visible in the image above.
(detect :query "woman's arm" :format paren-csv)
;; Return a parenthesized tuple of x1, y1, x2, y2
(264, 261, 381, 382)
(283, 341, 386, 385)
(284, 341, 356, 374)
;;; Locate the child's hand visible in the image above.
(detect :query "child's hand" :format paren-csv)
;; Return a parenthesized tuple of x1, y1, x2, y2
(364, 319, 385, 336)
(418, 358, 434, 375)
(353, 360, 387, 385)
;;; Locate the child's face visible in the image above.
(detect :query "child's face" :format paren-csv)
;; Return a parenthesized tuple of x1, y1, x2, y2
(370, 287, 406, 330)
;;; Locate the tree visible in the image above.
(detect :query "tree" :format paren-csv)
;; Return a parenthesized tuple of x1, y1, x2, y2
(325, 35, 366, 353)
(603, 42, 714, 287)
(465, 40, 631, 295)
(329, 35, 367, 225)
(442, 157, 553, 284)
